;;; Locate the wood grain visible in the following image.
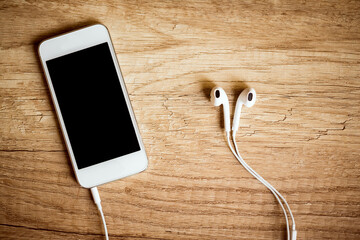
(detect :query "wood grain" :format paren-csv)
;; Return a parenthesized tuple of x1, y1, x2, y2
(1, 0, 360, 239)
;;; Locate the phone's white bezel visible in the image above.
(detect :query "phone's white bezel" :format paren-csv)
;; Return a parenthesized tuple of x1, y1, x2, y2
(38, 24, 148, 188)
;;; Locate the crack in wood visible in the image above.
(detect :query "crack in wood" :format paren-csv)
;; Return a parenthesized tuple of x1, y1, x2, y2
(306, 118, 352, 142)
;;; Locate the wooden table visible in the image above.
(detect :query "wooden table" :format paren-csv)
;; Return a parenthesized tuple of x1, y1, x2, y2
(1, 1, 359, 239)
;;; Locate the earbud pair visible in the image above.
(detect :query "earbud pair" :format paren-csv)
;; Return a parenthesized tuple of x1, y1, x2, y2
(210, 86, 297, 240)
(210, 87, 256, 133)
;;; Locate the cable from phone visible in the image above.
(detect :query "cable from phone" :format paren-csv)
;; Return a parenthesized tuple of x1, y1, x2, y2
(91, 187, 109, 240)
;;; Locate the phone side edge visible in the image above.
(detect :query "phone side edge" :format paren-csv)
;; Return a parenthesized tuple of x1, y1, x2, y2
(37, 40, 85, 187)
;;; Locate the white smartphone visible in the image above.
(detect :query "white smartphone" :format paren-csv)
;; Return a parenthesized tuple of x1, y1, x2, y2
(38, 24, 148, 188)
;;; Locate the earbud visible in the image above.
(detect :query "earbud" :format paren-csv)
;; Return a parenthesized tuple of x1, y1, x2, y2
(210, 87, 230, 132)
(232, 88, 256, 132)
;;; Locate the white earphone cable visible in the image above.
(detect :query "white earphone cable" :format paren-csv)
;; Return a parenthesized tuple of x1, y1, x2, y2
(232, 131, 296, 231)
(91, 187, 109, 240)
(226, 132, 291, 240)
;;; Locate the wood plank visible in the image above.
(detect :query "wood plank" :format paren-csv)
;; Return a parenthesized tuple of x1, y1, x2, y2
(1, 0, 360, 239)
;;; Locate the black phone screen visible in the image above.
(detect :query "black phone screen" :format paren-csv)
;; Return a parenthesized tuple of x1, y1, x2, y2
(46, 42, 140, 169)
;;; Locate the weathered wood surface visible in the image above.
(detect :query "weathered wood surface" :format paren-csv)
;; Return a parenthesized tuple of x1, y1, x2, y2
(1, 0, 360, 239)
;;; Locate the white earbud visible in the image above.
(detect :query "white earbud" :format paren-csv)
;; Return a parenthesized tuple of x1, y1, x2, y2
(210, 87, 230, 132)
(232, 88, 256, 132)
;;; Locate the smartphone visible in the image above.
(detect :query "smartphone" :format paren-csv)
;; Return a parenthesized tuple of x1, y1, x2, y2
(38, 24, 148, 188)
